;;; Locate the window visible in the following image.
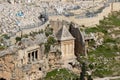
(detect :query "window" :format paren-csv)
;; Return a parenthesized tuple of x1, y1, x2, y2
(35, 50, 38, 59)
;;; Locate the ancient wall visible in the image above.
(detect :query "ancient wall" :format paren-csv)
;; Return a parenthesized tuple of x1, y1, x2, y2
(49, 20, 69, 34)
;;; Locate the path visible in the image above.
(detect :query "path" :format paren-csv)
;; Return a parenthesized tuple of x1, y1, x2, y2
(94, 76, 120, 80)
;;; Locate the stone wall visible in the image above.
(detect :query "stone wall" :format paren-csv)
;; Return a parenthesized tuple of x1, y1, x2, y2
(49, 20, 69, 34)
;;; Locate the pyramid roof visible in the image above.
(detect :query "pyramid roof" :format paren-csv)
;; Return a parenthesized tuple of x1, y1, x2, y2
(56, 25, 74, 41)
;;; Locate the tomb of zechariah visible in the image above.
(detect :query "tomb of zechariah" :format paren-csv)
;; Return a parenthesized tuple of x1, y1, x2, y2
(0, 19, 86, 80)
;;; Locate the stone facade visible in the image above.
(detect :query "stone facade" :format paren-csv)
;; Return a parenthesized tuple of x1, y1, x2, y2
(60, 40, 75, 60)
(0, 44, 47, 80)
(0, 20, 82, 80)
(56, 25, 77, 70)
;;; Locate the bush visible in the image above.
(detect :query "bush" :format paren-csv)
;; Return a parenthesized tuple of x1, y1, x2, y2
(45, 36, 56, 54)
(15, 37, 21, 42)
(0, 46, 5, 51)
(2, 34, 10, 39)
(47, 36, 56, 45)
(44, 43, 50, 53)
(44, 68, 78, 80)
(45, 27, 53, 37)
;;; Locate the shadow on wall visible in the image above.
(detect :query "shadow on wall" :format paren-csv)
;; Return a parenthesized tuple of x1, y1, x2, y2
(69, 23, 85, 57)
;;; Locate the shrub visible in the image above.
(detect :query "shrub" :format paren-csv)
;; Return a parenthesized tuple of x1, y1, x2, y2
(15, 37, 21, 42)
(2, 34, 10, 39)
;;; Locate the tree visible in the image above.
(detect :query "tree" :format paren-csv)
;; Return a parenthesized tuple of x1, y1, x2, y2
(88, 75, 93, 80)
(47, 36, 56, 45)
(45, 36, 56, 54)
(80, 62, 86, 80)
(2, 34, 10, 39)
(15, 37, 21, 42)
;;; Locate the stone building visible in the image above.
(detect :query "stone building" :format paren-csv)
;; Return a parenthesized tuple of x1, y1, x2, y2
(56, 25, 76, 65)
(16, 45, 47, 80)
(0, 20, 82, 80)
(0, 36, 47, 80)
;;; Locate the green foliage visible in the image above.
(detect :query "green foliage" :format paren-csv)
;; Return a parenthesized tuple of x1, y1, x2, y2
(45, 27, 53, 37)
(85, 26, 107, 34)
(87, 75, 93, 80)
(84, 11, 120, 78)
(107, 14, 120, 26)
(88, 40, 95, 47)
(15, 37, 21, 42)
(89, 44, 118, 57)
(44, 43, 50, 53)
(2, 34, 10, 39)
(80, 62, 86, 80)
(44, 68, 78, 80)
(29, 30, 43, 37)
(0, 46, 5, 51)
(45, 36, 56, 54)
(47, 36, 56, 45)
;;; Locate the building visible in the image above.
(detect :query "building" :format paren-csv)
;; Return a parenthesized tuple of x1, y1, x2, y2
(56, 25, 76, 65)
(0, 20, 81, 80)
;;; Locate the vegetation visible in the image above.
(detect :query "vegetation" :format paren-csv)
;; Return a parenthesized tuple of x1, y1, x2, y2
(45, 26, 53, 37)
(43, 11, 120, 80)
(0, 45, 5, 51)
(84, 11, 120, 78)
(15, 37, 21, 42)
(44, 68, 78, 80)
(45, 36, 56, 54)
(2, 34, 10, 39)
(80, 62, 87, 80)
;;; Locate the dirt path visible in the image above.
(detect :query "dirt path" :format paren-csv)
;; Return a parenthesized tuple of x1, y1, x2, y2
(94, 76, 120, 80)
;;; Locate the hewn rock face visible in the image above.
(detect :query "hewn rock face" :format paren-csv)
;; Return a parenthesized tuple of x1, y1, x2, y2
(0, 54, 15, 80)
(69, 23, 85, 56)
(0, 45, 47, 80)
(50, 20, 85, 56)
(0, 20, 81, 80)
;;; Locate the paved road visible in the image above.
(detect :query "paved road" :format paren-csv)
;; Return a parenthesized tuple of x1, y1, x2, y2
(94, 76, 120, 80)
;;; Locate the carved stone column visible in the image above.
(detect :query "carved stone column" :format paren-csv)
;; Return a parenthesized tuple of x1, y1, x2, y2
(34, 51, 36, 61)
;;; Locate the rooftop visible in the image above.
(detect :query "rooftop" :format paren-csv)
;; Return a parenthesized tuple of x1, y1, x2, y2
(56, 25, 74, 41)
